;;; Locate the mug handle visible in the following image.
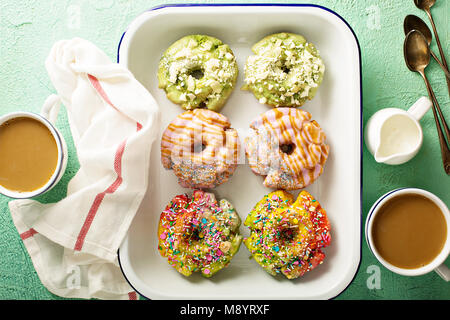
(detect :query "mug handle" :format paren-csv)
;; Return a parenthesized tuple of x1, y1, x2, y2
(41, 94, 61, 125)
(435, 263, 450, 282)
(407, 96, 432, 121)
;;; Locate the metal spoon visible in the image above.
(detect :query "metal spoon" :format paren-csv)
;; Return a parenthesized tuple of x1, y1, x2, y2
(404, 30, 450, 174)
(414, 0, 450, 95)
(404, 15, 450, 80)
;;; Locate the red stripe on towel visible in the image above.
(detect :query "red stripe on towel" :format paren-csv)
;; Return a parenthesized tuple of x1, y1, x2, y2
(20, 228, 37, 240)
(128, 291, 138, 300)
(74, 75, 141, 252)
(88, 74, 120, 114)
(87, 74, 143, 129)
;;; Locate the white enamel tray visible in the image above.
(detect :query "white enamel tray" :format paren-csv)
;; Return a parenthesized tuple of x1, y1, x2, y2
(118, 4, 362, 300)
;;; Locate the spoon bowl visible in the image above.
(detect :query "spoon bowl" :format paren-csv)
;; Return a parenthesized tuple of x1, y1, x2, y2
(414, 0, 436, 10)
(413, 0, 450, 95)
(404, 15, 432, 45)
(404, 29, 450, 174)
(404, 30, 430, 72)
(403, 15, 450, 79)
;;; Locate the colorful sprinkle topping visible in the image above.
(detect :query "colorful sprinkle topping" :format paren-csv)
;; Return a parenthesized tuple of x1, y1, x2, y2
(158, 190, 242, 277)
(244, 190, 331, 279)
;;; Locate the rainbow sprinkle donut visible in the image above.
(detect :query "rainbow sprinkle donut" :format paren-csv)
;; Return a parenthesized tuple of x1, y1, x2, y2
(158, 190, 242, 277)
(245, 107, 329, 190)
(244, 190, 331, 279)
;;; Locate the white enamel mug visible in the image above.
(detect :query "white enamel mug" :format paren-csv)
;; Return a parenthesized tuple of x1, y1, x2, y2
(366, 188, 450, 281)
(364, 97, 432, 165)
(0, 96, 68, 199)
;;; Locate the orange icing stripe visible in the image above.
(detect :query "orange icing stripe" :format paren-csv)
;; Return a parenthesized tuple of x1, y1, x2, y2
(161, 109, 239, 189)
(245, 108, 329, 190)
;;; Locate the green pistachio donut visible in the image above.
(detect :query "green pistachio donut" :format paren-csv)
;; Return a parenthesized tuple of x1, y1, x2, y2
(158, 35, 238, 112)
(243, 32, 325, 107)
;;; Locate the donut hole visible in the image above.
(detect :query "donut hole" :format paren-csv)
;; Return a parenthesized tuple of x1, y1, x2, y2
(280, 143, 296, 155)
(192, 141, 207, 153)
(278, 225, 298, 243)
(280, 59, 291, 74)
(188, 228, 202, 242)
(281, 65, 291, 74)
(282, 229, 295, 241)
(182, 220, 202, 242)
(189, 68, 204, 80)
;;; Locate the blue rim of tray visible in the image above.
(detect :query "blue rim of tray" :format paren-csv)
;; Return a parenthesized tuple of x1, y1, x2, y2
(116, 2, 363, 301)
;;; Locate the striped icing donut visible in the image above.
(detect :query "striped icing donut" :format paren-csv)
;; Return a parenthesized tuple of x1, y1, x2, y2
(245, 107, 329, 190)
(161, 109, 239, 189)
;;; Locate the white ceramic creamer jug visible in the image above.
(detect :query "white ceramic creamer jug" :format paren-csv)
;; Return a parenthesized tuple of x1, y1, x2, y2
(365, 97, 432, 165)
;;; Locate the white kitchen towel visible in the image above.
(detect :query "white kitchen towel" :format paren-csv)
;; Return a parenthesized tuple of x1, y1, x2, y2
(8, 38, 159, 300)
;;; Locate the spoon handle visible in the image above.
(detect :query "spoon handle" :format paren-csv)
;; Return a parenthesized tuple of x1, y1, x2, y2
(425, 8, 450, 96)
(427, 77, 450, 141)
(420, 70, 450, 174)
(431, 50, 450, 80)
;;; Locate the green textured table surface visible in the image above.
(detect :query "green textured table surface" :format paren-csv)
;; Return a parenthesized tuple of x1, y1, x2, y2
(0, 0, 449, 300)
